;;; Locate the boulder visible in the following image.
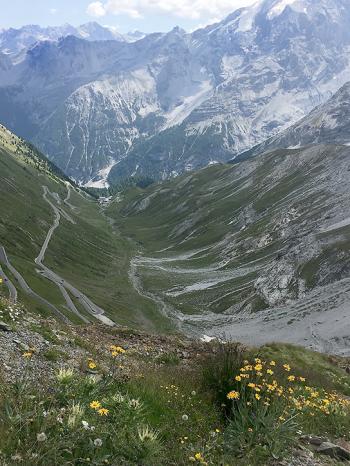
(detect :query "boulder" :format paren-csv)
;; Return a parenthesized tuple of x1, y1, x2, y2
(316, 442, 350, 460)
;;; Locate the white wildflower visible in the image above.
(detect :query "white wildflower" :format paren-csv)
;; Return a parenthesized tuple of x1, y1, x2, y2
(112, 392, 125, 403)
(71, 402, 84, 417)
(56, 367, 74, 383)
(137, 425, 159, 443)
(93, 438, 103, 447)
(82, 420, 90, 430)
(36, 432, 47, 442)
(128, 398, 142, 410)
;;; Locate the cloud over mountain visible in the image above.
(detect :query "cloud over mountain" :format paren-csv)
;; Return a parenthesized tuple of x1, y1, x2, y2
(86, 0, 257, 20)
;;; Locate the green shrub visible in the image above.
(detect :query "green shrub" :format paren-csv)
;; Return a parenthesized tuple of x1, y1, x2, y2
(201, 342, 246, 416)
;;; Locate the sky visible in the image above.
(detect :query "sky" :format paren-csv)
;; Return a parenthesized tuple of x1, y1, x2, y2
(0, 0, 257, 33)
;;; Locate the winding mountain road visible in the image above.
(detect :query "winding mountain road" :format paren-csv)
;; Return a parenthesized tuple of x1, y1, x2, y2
(0, 263, 17, 303)
(0, 184, 114, 326)
(0, 246, 69, 322)
(34, 185, 114, 326)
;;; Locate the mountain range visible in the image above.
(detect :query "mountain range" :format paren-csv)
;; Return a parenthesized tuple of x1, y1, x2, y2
(0, 0, 350, 186)
(0, 22, 145, 56)
(1, 7, 350, 350)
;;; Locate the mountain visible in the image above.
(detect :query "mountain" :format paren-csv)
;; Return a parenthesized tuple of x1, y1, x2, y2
(1, 0, 350, 185)
(123, 30, 147, 43)
(0, 123, 169, 330)
(0, 22, 132, 56)
(108, 142, 350, 354)
(237, 81, 350, 160)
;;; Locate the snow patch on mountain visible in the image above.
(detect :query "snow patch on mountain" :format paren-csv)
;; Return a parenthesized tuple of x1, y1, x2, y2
(267, 0, 304, 19)
(163, 80, 213, 129)
(85, 159, 117, 188)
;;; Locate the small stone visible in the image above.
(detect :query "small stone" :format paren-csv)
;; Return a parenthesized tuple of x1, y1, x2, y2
(13, 339, 30, 351)
(300, 435, 328, 446)
(0, 321, 11, 332)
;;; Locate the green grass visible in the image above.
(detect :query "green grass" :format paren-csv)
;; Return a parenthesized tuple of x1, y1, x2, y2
(257, 343, 350, 395)
(43, 347, 69, 362)
(0, 124, 173, 332)
(29, 323, 60, 344)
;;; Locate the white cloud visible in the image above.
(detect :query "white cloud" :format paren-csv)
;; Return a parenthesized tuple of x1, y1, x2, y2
(87, 1, 106, 17)
(50, 8, 58, 15)
(86, 0, 257, 21)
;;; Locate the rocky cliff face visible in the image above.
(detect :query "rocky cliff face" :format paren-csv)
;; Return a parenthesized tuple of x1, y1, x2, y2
(237, 81, 350, 160)
(1, 0, 350, 184)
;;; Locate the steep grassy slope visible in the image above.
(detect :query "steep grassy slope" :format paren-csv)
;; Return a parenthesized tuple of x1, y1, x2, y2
(107, 144, 350, 351)
(0, 124, 169, 330)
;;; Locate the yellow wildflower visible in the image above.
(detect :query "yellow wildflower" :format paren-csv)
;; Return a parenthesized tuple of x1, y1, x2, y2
(110, 345, 126, 355)
(266, 369, 274, 375)
(235, 375, 242, 382)
(255, 394, 261, 401)
(287, 375, 295, 382)
(270, 361, 276, 366)
(98, 408, 109, 416)
(90, 401, 101, 410)
(88, 361, 97, 370)
(227, 390, 240, 400)
(283, 364, 291, 372)
(23, 352, 33, 358)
